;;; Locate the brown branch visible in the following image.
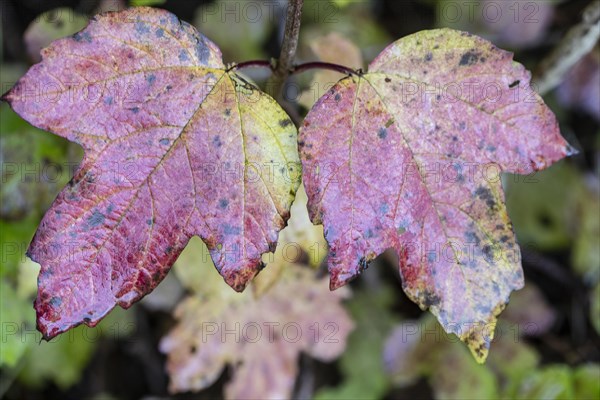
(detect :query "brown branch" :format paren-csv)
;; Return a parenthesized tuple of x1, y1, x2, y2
(268, 0, 304, 100)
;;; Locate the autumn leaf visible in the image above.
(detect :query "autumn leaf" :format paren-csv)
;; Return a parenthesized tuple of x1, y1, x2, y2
(2, 7, 300, 339)
(299, 28, 573, 362)
(161, 241, 353, 399)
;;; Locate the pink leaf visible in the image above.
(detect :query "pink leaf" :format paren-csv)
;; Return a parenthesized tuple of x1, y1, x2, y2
(299, 28, 572, 361)
(3, 7, 300, 339)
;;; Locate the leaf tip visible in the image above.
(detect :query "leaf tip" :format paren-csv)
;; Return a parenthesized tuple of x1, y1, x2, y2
(222, 267, 258, 293)
(565, 142, 579, 157)
(329, 271, 354, 291)
(464, 325, 493, 364)
(35, 315, 60, 342)
(0, 89, 13, 104)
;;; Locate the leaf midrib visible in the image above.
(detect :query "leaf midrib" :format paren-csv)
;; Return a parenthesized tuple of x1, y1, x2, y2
(51, 70, 228, 315)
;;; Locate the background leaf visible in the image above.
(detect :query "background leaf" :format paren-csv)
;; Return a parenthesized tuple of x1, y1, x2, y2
(161, 243, 353, 399)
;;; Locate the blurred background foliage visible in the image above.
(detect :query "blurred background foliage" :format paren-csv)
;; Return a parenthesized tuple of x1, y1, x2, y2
(0, 0, 598, 399)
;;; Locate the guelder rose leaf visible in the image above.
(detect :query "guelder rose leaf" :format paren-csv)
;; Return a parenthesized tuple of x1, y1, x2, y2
(300, 29, 573, 362)
(2, 7, 300, 339)
(160, 264, 353, 399)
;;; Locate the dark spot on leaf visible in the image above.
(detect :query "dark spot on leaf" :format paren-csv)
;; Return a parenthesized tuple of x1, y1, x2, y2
(195, 37, 210, 64)
(152, 271, 161, 281)
(166, 246, 173, 254)
(424, 52, 433, 62)
(155, 28, 164, 38)
(509, 80, 520, 88)
(385, 77, 391, 83)
(213, 135, 223, 147)
(475, 304, 491, 314)
(334, 93, 341, 102)
(379, 203, 389, 214)
(385, 118, 394, 128)
(279, 119, 292, 127)
(87, 210, 105, 228)
(225, 108, 231, 116)
(219, 198, 229, 209)
(359, 257, 369, 271)
(129, 107, 140, 114)
(73, 31, 92, 43)
(378, 127, 388, 139)
(147, 74, 156, 85)
(475, 186, 496, 208)
(223, 224, 241, 235)
(49, 297, 62, 307)
(135, 21, 150, 35)
(422, 290, 440, 307)
(459, 51, 480, 66)
(179, 50, 189, 62)
(159, 138, 170, 145)
(465, 231, 480, 245)
(482, 244, 494, 260)
(104, 96, 113, 105)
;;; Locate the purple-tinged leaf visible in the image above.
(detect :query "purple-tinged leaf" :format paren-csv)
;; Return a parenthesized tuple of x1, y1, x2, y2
(299, 28, 572, 362)
(3, 7, 300, 339)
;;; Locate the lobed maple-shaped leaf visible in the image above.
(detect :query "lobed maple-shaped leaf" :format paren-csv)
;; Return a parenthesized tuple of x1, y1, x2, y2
(2, 7, 300, 339)
(299, 28, 573, 362)
(161, 257, 353, 399)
